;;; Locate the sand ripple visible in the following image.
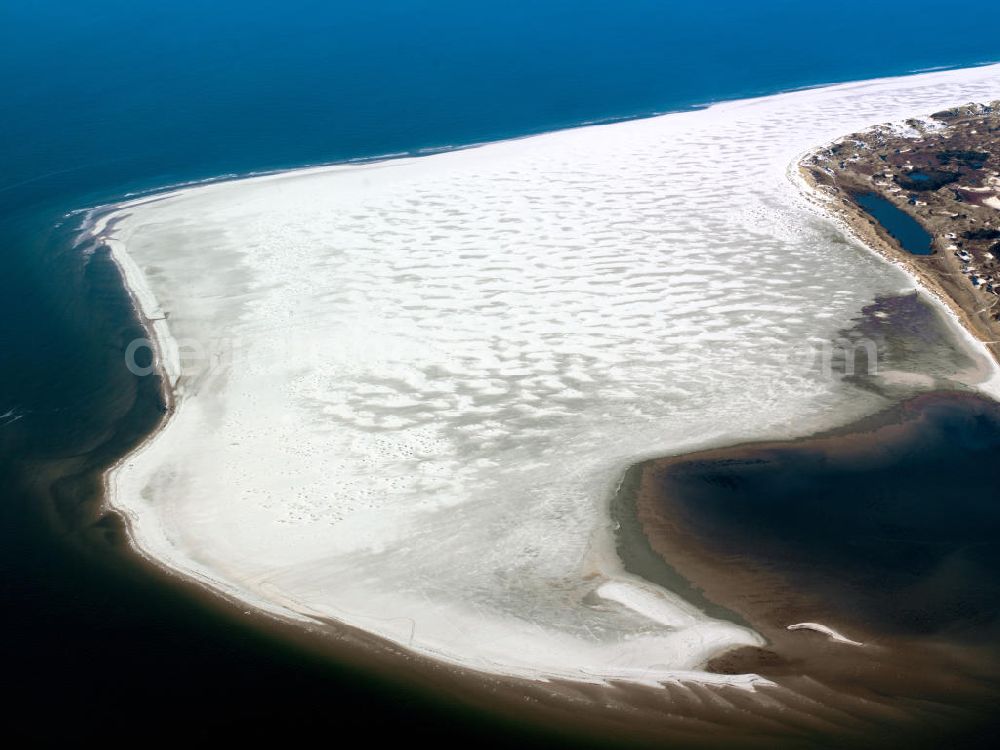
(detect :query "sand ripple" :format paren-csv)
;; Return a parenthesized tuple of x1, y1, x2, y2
(99, 64, 1000, 684)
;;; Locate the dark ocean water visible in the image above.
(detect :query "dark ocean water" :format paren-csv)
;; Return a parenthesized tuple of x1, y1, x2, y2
(2, 1, 1000, 744)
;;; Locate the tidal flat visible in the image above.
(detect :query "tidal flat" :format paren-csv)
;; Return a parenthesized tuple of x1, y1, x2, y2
(84, 63, 1000, 743)
(630, 390, 1000, 745)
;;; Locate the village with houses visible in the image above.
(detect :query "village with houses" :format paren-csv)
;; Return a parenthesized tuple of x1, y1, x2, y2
(800, 100, 1000, 359)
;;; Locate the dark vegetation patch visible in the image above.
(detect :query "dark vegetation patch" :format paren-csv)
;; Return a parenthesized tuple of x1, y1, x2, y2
(894, 170, 960, 191)
(931, 109, 959, 120)
(962, 228, 1000, 240)
(937, 149, 991, 168)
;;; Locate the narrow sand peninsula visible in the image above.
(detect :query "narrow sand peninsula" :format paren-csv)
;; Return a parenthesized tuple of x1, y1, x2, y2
(94, 65, 1000, 695)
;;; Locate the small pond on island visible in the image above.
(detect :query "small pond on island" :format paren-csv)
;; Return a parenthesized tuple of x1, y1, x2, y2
(854, 192, 934, 254)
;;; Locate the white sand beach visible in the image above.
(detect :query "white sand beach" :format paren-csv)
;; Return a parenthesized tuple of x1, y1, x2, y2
(95, 64, 1000, 687)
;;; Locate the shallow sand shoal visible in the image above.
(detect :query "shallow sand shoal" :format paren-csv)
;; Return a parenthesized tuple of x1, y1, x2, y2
(97, 64, 1000, 694)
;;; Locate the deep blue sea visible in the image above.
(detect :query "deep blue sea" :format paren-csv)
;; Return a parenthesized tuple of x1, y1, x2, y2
(1, 1, 999, 745)
(4, 0, 1000, 214)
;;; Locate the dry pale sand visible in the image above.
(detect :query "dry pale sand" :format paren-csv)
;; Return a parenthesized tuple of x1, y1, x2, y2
(87, 63, 1000, 744)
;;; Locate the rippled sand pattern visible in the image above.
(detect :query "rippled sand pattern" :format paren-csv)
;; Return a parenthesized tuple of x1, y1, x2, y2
(101, 66, 1000, 685)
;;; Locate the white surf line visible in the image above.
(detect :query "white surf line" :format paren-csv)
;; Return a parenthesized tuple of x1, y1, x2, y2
(97, 62, 1000, 688)
(787, 623, 864, 647)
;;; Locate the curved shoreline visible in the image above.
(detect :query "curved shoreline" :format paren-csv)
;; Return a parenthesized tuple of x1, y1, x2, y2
(87, 153, 773, 691)
(794, 126, 1000, 388)
(625, 390, 1000, 737)
(83, 61, 1000, 743)
(90, 208, 329, 629)
(79, 221, 814, 747)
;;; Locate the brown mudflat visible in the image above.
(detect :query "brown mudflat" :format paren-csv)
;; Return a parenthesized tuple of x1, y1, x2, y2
(627, 391, 1000, 747)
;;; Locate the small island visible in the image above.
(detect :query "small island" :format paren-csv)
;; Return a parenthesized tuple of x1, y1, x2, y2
(801, 101, 1000, 359)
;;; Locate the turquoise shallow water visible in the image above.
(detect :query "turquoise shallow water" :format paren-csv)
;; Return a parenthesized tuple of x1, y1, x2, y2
(1, 1, 999, 745)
